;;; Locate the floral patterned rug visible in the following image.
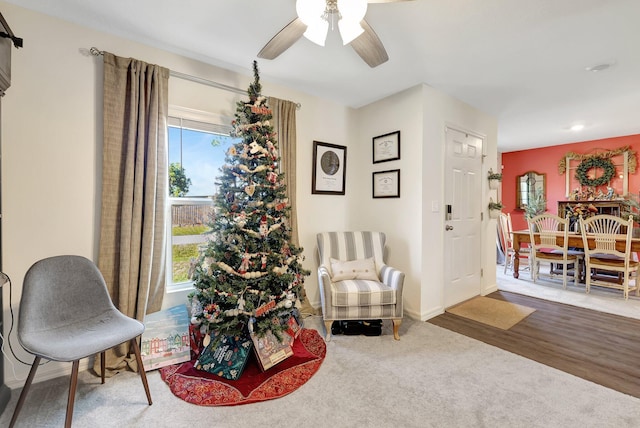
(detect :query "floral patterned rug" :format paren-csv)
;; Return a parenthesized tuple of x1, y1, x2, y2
(160, 328, 326, 406)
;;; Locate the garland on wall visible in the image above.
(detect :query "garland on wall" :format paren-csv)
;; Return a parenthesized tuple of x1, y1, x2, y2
(558, 146, 637, 176)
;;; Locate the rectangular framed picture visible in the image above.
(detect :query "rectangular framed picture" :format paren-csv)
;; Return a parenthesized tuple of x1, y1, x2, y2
(312, 141, 347, 195)
(372, 131, 400, 163)
(372, 169, 400, 198)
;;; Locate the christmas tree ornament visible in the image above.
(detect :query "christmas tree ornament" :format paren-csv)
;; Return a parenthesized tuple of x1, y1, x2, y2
(259, 215, 268, 237)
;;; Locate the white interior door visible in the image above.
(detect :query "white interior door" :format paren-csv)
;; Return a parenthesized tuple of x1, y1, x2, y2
(443, 127, 483, 308)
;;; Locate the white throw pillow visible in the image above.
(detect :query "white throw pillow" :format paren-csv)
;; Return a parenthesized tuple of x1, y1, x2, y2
(330, 257, 379, 281)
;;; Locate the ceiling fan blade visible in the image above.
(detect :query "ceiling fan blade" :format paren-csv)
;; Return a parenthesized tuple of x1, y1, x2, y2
(350, 19, 388, 68)
(257, 18, 307, 60)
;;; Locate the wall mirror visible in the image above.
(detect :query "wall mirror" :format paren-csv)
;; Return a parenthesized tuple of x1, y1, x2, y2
(517, 171, 546, 209)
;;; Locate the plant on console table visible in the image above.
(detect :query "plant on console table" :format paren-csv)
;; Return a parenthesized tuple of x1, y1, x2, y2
(565, 203, 598, 233)
(620, 198, 640, 237)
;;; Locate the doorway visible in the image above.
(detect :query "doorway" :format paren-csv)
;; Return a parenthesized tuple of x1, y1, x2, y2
(443, 127, 484, 308)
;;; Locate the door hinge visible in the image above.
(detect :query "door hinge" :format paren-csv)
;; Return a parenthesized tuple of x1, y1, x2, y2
(481, 212, 484, 221)
(480, 268, 483, 277)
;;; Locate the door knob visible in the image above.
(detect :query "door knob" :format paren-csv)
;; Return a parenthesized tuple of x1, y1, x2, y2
(445, 225, 454, 231)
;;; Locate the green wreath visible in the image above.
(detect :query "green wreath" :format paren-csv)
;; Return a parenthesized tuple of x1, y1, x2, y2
(575, 157, 615, 187)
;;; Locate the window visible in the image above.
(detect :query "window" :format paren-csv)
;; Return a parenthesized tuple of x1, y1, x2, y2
(167, 114, 240, 291)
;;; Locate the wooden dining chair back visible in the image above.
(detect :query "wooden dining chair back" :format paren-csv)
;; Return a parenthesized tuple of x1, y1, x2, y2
(498, 213, 530, 275)
(527, 213, 583, 289)
(579, 214, 639, 299)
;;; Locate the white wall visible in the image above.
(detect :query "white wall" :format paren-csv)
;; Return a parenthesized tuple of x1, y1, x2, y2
(0, 2, 498, 388)
(352, 87, 424, 318)
(420, 84, 499, 319)
(351, 85, 498, 321)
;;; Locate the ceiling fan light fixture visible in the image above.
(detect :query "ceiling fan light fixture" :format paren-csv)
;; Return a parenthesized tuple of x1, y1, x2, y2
(338, 0, 368, 21)
(296, 0, 326, 26)
(338, 0, 367, 44)
(261, 0, 388, 67)
(304, 19, 329, 46)
(338, 20, 364, 44)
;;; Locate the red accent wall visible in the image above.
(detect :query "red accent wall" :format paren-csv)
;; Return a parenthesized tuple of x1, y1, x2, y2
(501, 134, 640, 231)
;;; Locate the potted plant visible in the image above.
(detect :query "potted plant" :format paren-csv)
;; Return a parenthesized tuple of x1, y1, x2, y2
(523, 190, 547, 231)
(621, 197, 640, 237)
(488, 168, 502, 190)
(488, 199, 503, 219)
(523, 190, 547, 220)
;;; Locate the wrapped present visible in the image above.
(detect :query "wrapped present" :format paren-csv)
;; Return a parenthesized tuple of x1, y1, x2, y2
(189, 324, 205, 360)
(194, 333, 253, 380)
(286, 315, 301, 339)
(249, 320, 294, 371)
(140, 305, 191, 371)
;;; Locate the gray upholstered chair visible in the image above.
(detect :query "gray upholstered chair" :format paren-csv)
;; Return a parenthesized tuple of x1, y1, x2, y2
(316, 231, 404, 341)
(9, 255, 152, 428)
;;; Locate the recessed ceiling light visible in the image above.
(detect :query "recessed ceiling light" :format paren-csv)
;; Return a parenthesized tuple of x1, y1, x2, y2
(570, 124, 585, 131)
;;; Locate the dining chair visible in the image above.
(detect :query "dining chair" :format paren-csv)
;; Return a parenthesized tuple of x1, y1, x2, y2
(579, 214, 639, 299)
(527, 213, 583, 288)
(498, 213, 530, 276)
(9, 255, 152, 428)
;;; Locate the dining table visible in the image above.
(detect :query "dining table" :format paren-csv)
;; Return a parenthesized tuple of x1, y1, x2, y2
(511, 230, 640, 278)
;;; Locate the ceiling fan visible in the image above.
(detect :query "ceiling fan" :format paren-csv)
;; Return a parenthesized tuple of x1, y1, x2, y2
(257, 0, 413, 68)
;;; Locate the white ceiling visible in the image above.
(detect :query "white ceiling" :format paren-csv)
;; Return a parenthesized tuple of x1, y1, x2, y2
(7, 0, 640, 152)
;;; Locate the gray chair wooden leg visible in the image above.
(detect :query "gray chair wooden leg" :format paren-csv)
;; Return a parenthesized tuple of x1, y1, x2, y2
(131, 338, 152, 405)
(65, 360, 80, 428)
(9, 356, 41, 428)
(100, 351, 105, 384)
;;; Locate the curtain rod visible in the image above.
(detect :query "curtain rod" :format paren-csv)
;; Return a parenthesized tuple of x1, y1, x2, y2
(89, 47, 301, 109)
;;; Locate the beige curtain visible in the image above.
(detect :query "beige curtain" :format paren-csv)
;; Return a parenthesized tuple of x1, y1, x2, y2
(269, 97, 317, 315)
(268, 97, 299, 245)
(96, 52, 169, 375)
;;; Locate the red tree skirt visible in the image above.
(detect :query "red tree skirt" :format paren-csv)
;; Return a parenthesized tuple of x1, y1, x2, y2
(160, 328, 326, 406)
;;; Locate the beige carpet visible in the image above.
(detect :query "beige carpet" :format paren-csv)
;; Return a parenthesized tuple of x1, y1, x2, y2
(447, 296, 536, 330)
(5, 317, 640, 427)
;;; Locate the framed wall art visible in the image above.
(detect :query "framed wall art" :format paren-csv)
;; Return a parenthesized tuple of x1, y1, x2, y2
(372, 169, 400, 198)
(372, 131, 400, 163)
(312, 141, 347, 195)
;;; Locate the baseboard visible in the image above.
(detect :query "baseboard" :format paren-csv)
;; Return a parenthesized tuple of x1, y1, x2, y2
(483, 283, 499, 295)
(412, 305, 444, 322)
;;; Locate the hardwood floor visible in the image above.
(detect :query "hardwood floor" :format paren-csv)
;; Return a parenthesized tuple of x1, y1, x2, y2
(429, 290, 640, 398)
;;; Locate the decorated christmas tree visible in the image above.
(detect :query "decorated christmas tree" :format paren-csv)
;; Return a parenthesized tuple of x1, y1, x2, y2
(189, 61, 309, 344)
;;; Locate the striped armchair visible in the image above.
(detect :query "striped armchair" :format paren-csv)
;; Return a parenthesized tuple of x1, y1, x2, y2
(316, 231, 404, 341)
